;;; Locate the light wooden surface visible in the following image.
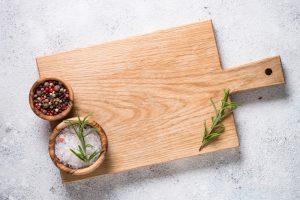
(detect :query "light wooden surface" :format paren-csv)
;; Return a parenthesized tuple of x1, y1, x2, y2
(36, 20, 285, 183)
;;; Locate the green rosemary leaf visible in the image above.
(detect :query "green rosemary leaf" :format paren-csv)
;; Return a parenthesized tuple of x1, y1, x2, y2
(210, 98, 217, 114)
(206, 132, 220, 141)
(212, 124, 225, 133)
(70, 149, 85, 162)
(71, 124, 80, 138)
(85, 144, 94, 148)
(84, 132, 92, 137)
(204, 121, 208, 137)
(64, 120, 77, 124)
(224, 102, 238, 109)
(199, 90, 238, 151)
(78, 145, 85, 156)
(81, 121, 87, 131)
(82, 113, 92, 125)
(76, 112, 82, 125)
(221, 110, 234, 120)
(87, 150, 99, 162)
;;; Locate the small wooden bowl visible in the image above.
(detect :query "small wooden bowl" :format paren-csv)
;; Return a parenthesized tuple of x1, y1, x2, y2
(48, 117, 108, 175)
(29, 77, 74, 121)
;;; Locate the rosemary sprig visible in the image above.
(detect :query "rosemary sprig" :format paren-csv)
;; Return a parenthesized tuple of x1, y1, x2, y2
(199, 90, 238, 151)
(64, 113, 101, 163)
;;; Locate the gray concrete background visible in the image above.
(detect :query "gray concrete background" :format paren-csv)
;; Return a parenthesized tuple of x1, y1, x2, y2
(0, 0, 299, 199)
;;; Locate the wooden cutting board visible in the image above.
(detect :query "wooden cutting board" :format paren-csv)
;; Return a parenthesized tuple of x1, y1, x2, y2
(37, 20, 285, 183)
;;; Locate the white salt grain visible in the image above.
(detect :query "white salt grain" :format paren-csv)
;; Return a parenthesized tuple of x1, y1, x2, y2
(55, 125, 102, 169)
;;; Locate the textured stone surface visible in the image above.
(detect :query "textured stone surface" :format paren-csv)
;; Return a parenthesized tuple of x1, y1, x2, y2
(0, 0, 299, 199)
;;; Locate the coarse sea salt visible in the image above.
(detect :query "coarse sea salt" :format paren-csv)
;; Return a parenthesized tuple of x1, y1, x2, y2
(55, 124, 102, 169)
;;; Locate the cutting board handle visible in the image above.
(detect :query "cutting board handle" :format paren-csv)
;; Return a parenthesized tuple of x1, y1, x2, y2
(223, 56, 285, 93)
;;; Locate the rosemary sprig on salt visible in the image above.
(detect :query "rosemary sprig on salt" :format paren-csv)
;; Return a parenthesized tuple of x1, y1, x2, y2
(55, 113, 102, 169)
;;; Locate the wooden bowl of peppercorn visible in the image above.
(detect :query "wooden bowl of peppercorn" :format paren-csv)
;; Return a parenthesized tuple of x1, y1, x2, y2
(29, 77, 74, 121)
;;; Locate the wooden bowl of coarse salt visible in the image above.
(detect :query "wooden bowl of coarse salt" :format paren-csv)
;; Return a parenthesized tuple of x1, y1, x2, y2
(48, 115, 108, 175)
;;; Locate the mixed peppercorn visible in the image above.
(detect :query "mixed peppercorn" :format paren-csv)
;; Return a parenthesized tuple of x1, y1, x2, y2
(33, 80, 70, 116)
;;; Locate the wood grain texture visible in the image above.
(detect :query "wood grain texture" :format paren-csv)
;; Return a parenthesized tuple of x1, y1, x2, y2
(36, 20, 285, 183)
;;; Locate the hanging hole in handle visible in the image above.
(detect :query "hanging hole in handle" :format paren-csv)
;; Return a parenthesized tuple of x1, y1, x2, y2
(265, 68, 272, 76)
